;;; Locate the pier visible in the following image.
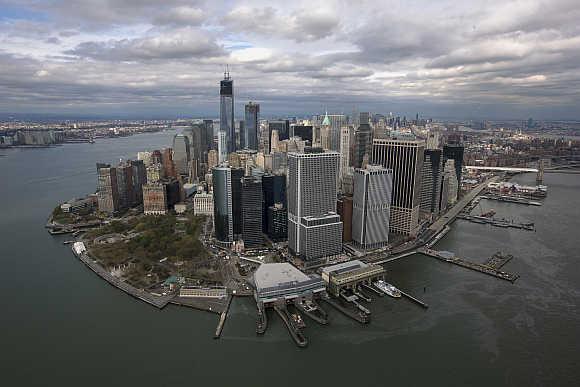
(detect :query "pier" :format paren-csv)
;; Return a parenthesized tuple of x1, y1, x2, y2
(319, 295, 370, 324)
(456, 214, 535, 231)
(399, 289, 429, 309)
(419, 248, 519, 283)
(214, 294, 233, 339)
(273, 305, 308, 348)
(480, 194, 542, 206)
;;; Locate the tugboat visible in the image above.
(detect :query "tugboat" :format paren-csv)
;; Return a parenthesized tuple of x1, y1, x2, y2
(374, 280, 402, 298)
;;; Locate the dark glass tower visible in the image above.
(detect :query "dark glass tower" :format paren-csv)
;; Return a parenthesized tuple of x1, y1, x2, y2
(241, 176, 263, 247)
(220, 69, 235, 153)
(262, 174, 286, 232)
(243, 102, 259, 150)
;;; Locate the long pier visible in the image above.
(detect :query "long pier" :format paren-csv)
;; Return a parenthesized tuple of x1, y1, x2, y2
(74, 250, 174, 308)
(480, 194, 542, 206)
(214, 294, 233, 339)
(399, 290, 429, 309)
(457, 214, 535, 231)
(419, 248, 519, 283)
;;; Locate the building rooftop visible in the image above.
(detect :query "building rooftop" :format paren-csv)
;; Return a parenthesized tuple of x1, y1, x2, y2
(254, 263, 310, 290)
(322, 259, 367, 275)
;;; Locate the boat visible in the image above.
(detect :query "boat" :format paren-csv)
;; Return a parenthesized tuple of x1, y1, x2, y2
(374, 280, 401, 298)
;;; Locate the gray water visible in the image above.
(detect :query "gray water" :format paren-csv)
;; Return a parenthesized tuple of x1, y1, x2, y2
(1, 131, 579, 386)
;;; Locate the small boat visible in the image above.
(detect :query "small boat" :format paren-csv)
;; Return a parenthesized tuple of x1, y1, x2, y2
(374, 280, 401, 298)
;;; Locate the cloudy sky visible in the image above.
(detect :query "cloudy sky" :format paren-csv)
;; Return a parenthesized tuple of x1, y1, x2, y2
(1, 0, 579, 120)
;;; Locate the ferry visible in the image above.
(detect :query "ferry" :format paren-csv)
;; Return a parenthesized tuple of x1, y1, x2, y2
(374, 280, 402, 298)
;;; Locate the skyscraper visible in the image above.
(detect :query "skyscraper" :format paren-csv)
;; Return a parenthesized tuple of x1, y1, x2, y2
(218, 131, 227, 163)
(241, 176, 263, 247)
(443, 143, 464, 197)
(172, 134, 191, 177)
(212, 166, 234, 243)
(372, 137, 425, 236)
(288, 151, 342, 262)
(130, 159, 147, 206)
(420, 149, 444, 216)
(243, 102, 259, 150)
(220, 69, 235, 152)
(290, 124, 313, 143)
(96, 163, 119, 214)
(340, 126, 351, 183)
(352, 165, 393, 250)
(188, 122, 211, 180)
(262, 173, 286, 233)
(353, 120, 372, 169)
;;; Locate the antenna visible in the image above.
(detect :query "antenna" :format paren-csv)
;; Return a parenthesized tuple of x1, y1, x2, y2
(224, 64, 230, 80)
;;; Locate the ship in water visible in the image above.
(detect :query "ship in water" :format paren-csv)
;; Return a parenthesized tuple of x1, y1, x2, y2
(374, 280, 401, 298)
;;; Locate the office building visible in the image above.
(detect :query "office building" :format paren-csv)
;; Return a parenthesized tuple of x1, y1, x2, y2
(193, 192, 214, 216)
(340, 126, 351, 181)
(444, 159, 458, 205)
(372, 137, 424, 236)
(143, 183, 168, 215)
(212, 166, 244, 244)
(337, 196, 353, 242)
(288, 151, 342, 262)
(268, 120, 289, 147)
(96, 163, 119, 214)
(241, 176, 263, 247)
(443, 143, 464, 196)
(267, 203, 287, 241)
(353, 121, 373, 169)
(420, 149, 444, 216)
(262, 173, 286, 232)
(290, 125, 313, 143)
(172, 134, 191, 177)
(130, 159, 147, 206)
(243, 102, 259, 150)
(115, 162, 134, 212)
(220, 69, 235, 152)
(188, 122, 212, 180)
(352, 165, 393, 250)
(218, 131, 227, 163)
(162, 148, 177, 179)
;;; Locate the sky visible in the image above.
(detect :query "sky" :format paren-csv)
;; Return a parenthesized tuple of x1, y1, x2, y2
(0, 0, 579, 120)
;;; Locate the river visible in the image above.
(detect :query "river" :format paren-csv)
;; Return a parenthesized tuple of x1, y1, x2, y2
(1, 130, 578, 386)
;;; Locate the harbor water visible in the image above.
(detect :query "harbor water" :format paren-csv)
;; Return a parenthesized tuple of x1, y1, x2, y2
(1, 131, 579, 386)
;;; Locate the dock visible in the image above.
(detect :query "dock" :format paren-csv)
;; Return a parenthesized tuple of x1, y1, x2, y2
(419, 248, 519, 283)
(399, 289, 429, 309)
(480, 194, 542, 206)
(273, 305, 308, 348)
(319, 295, 370, 324)
(256, 306, 268, 334)
(483, 252, 513, 270)
(456, 214, 534, 231)
(214, 294, 233, 339)
(293, 299, 329, 325)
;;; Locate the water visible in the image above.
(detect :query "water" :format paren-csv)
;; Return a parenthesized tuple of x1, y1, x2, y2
(1, 132, 579, 386)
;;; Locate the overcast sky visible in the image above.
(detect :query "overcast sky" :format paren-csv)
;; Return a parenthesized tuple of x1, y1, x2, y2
(1, 0, 579, 120)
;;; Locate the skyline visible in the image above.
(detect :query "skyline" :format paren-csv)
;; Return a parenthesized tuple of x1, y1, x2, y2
(1, 0, 580, 120)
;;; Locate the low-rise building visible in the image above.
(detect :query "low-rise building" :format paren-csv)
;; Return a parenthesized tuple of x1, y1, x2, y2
(321, 260, 385, 297)
(253, 263, 326, 307)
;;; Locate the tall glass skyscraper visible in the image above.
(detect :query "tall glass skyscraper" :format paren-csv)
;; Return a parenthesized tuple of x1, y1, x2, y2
(172, 133, 191, 177)
(243, 102, 259, 150)
(220, 69, 235, 153)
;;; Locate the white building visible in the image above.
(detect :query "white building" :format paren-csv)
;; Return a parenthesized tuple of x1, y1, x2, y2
(193, 192, 214, 216)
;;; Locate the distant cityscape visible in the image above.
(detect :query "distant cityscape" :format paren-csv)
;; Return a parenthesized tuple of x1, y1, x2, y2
(44, 70, 580, 347)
